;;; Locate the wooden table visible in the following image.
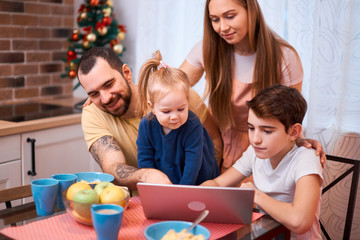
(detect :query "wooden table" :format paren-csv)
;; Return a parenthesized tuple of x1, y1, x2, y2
(0, 201, 290, 240)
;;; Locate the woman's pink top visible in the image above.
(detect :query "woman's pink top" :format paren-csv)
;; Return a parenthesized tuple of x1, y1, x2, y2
(186, 41, 303, 172)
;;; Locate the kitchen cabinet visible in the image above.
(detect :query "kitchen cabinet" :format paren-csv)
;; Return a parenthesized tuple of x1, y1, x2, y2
(0, 135, 22, 210)
(22, 124, 94, 185)
(0, 123, 101, 208)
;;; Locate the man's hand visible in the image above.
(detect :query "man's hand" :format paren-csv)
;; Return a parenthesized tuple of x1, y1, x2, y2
(296, 138, 326, 167)
(139, 168, 172, 185)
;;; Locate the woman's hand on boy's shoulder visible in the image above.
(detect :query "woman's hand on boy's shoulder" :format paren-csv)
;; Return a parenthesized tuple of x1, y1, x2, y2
(296, 138, 326, 167)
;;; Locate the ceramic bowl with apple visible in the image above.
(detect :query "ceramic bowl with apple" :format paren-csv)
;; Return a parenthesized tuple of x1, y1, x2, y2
(63, 181, 130, 225)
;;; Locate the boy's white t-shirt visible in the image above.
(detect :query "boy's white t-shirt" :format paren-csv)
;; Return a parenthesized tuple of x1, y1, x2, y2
(233, 145, 323, 240)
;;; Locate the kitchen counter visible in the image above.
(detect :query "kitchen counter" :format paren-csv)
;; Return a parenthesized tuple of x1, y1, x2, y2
(0, 98, 84, 137)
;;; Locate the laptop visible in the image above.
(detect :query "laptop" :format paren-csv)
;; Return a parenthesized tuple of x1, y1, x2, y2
(137, 183, 254, 224)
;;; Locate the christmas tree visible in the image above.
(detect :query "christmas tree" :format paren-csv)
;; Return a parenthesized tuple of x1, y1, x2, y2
(62, 0, 126, 86)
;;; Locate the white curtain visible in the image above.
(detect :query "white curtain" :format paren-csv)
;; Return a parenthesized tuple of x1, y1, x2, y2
(132, 0, 206, 81)
(261, 1, 360, 239)
(259, 0, 360, 143)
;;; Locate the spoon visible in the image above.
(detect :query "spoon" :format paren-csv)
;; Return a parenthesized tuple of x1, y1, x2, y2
(178, 209, 209, 240)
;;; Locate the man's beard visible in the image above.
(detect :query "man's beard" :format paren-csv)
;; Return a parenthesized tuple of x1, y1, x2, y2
(104, 83, 132, 117)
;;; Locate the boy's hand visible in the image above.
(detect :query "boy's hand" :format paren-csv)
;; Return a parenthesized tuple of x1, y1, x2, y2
(240, 182, 256, 190)
(296, 138, 326, 167)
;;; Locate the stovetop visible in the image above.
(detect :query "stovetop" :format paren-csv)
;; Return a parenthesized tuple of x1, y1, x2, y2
(0, 102, 82, 122)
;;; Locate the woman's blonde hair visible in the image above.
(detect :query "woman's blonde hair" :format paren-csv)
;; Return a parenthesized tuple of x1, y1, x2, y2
(138, 50, 190, 117)
(203, 0, 302, 130)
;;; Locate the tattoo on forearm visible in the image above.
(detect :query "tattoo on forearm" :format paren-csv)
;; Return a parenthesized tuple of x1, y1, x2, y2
(90, 135, 120, 167)
(116, 164, 137, 179)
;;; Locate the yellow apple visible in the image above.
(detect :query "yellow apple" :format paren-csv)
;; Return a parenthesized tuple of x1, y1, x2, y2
(99, 186, 127, 207)
(66, 182, 92, 201)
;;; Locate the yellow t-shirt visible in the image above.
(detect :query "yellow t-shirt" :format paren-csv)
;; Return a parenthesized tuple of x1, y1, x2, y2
(81, 88, 208, 168)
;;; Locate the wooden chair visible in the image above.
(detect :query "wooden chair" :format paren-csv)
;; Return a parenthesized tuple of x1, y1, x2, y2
(320, 155, 360, 240)
(0, 185, 34, 227)
(0, 185, 32, 209)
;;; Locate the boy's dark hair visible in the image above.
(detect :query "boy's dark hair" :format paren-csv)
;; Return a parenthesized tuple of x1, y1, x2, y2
(77, 47, 124, 77)
(246, 84, 307, 131)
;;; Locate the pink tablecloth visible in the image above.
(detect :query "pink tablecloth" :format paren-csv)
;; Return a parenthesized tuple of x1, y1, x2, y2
(0, 196, 263, 240)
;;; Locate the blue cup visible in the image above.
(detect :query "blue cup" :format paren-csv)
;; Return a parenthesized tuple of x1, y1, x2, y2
(31, 178, 59, 216)
(51, 173, 78, 210)
(91, 204, 124, 240)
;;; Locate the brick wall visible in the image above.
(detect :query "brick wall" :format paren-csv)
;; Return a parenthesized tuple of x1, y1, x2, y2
(0, 0, 75, 105)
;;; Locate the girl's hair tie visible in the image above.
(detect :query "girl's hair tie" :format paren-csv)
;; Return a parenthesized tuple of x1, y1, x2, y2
(157, 60, 167, 70)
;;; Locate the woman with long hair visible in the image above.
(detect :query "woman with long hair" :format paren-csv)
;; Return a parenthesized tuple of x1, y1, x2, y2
(180, 0, 324, 172)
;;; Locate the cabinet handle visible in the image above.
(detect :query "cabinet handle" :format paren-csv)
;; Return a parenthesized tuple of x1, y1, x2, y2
(27, 138, 37, 176)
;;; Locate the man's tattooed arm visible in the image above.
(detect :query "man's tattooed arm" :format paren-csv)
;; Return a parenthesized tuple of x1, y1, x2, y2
(90, 135, 120, 167)
(90, 136, 138, 188)
(90, 135, 172, 190)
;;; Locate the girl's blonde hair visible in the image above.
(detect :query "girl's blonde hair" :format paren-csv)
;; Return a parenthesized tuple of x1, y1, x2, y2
(203, 0, 302, 130)
(138, 50, 190, 117)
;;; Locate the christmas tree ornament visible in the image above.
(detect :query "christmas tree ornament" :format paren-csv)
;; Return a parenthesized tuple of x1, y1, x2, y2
(71, 30, 80, 41)
(117, 31, 125, 41)
(86, 32, 97, 42)
(106, 0, 113, 7)
(68, 61, 77, 70)
(118, 25, 126, 33)
(102, 7, 112, 17)
(67, 50, 77, 61)
(80, 11, 87, 20)
(89, 0, 99, 7)
(82, 40, 90, 49)
(68, 70, 77, 78)
(98, 26, 108, 35)
(110, 39, 118, 48)
(102, 16, 112, 26)
(113, 44, 124, 54)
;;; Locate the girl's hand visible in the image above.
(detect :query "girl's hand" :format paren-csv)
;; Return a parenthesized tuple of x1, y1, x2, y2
(296, 138, 326, 167)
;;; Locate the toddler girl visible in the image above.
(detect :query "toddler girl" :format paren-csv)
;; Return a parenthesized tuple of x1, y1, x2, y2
(136, 50, 220, 185)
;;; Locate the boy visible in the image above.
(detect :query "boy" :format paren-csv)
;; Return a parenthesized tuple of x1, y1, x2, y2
(201, 84, 323, 239)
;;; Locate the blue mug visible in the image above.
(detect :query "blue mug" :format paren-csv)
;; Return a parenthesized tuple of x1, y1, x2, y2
(51, 173, 78, 209)
(31, 178, 59, 216)
(91, 204, 124, 240)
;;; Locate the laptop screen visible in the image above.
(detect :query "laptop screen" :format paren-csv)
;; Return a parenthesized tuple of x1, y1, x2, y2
(137, 183, 254, 224)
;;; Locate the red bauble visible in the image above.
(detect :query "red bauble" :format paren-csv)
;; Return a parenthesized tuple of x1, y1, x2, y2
(72, 33, 79, 41)
(68, 70, 77, 78)
(89, 0, 99, 7)
(67, 50, 77, 61)
(102, 17, 112, 25)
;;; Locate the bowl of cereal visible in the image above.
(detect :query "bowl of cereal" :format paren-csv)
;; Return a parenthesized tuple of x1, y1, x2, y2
(75, 172, 114, 188)
(144, 221, 210, 240)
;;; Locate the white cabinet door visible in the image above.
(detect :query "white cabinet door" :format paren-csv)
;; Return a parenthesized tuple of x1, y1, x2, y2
(0, 160, 21, 210)
(0, 135, 23, 209)
(22, 124, 93, 185)
(0, 134, 21, 164)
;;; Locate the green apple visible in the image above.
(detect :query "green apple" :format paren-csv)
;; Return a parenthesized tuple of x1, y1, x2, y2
(73, 188, 99, 219)
(94, 181, 115, 196)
